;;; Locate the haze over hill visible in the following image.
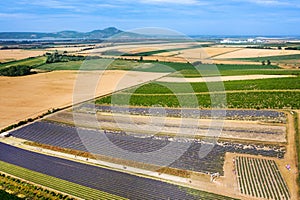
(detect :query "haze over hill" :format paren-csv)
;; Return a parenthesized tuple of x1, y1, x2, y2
(0, 27, 124, 39)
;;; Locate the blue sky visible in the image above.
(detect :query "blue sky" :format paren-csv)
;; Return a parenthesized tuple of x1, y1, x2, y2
(0, 0, 299, 35)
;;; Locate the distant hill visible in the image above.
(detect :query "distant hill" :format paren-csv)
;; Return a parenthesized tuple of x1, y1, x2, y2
(0, 27, 130, 39)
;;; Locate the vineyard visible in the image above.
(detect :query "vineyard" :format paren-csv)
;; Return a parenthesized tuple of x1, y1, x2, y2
(235, 156, 290, 200)
(96, 91, 300, 109)
(10, 121, 285, 175)
(125, 77, 300, 94)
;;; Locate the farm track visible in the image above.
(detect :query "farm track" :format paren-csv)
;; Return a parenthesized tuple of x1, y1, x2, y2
(0, 142, 237, 200)
(120, 89, 300, 95)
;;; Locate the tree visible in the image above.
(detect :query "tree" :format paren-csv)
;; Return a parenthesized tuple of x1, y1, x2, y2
(0, 65, 32, 76)
(140, 56, 143, 61)
(267, 60, 271, 65)
(262, 61, 266, 65)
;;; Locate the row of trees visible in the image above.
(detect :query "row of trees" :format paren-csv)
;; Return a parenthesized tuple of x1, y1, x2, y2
(46, 52, 85, 63)
(0, 65, 32, 76)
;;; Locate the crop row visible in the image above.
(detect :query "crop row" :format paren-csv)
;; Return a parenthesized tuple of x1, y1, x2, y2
(235, 156, 290, 200)
(96, 91, 300, 109)
(0, 172, 75, 200)
(79, 104, 286, 122)
(0, 161, 123, 200)
(0, 144, 237, 200)
(11, 121, 285, 175)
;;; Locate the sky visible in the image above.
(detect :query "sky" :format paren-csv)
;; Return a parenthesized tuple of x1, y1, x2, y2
(0, 0, 299, 35)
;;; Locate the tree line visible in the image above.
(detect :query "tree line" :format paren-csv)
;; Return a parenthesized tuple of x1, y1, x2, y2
(0, 65, 33, 76)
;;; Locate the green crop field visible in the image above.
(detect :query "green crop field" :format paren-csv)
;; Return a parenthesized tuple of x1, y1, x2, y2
(36, 58, 144, 71)
(0, 56, 47, 70)
(172, 68, 300, 77)
(36, 58, 201, 73)
(169, 64, 285, 77)
(41, 58, 280, 74)
(97, 76, 300, 109)
(231, 54, 300, 62)
(97, 91, 300, 109)
(124, 77, 300, 94)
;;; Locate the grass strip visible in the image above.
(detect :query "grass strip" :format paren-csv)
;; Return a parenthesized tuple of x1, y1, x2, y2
(0, 161, 127, 200)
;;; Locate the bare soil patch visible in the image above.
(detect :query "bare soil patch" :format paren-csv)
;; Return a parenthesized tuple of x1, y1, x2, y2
(214, 48, 300, 59)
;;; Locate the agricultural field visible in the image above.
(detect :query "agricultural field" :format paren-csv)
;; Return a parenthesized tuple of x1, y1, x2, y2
(0, 49, 47, 62)
(0, 172, 76, 200)
(0, 143, 237, 200)
(0, 70, 167, 130)
(78, 104, 287, 122)
(97, 90, 300, 109)
(155, 47, 242, 60)
(78, 42, 198, 56)
(10, 121, 286, 175)
(213, 48, 300, 59)
(235, 156, 290, 200)
(46, 110, 287, 143)
(95, 74, 300, 109)
(124, 76, 300, 94)
(0, 56, 47, 70)
(1, 39, 300, 200)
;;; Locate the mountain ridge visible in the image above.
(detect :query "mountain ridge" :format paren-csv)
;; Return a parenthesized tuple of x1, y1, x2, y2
(0, 27, 125, 39)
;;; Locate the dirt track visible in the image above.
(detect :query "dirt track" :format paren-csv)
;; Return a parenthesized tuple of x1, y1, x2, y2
(158, 74, 295, 83)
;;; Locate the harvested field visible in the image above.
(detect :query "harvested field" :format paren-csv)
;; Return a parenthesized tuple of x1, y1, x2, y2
(79, 42, 195, 55)
(0, 70, 167, 129)
(214, 48, 300, 59)
(0, 49, 46, 62)
(156, 47, 241, 59)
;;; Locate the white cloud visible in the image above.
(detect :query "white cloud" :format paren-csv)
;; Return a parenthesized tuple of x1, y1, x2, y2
(241, 0, 292, 6)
